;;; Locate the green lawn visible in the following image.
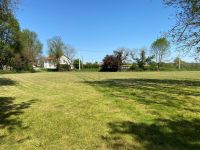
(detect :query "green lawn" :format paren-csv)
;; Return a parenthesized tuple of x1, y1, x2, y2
(0, 71, 200, 150)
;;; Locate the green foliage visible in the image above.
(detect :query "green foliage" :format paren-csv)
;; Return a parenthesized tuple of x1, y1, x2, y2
(101, 48, 129, 72)
(58, 64, 71, 71)
(48, 36, 64, 70)
(48, 36, 64, 59)
(163, 0, 200, 54)
(0, 0, 43, 71)
(21, 29, 42, 57)
(10, 54, 24, 70)
(130, 63, 139, 71)
(174, 57, 186, 69)
(151, 37, 170, 71)
(151, 38, 170, 55)
(0, 0, 19, 14)
(129, 62, 157, 71)
(113, 48, 129, 67)
(152, 62, 200, 71)
(73, 59, 82, 70)
(0, 0, 21, 69)
(134, 49, 154, 70)
(16, 29, 43, 70)
(84, 62, 99, 69)
(148, 61, 158, 70)
(101, 55, 119, 72)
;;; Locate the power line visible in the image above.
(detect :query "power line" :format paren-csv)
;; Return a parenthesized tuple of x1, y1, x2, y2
(77, 50, 112, 54)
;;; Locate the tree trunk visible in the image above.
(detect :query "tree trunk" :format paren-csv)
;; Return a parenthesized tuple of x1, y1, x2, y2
(56, 58, 60, 71)
(0, 61, 3, 70)
(157, 63, 160, 71)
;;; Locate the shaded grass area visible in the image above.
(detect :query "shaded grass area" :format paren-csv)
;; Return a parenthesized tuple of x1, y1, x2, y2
(104, 119, 200, 150)
(0, 78, 17, 86)
(0, 96, 38, 146)
(0, 97, 38, 131)
(0, 78, 39, 147)
(85, 78, 200, 114)
(84, 76, 200, 150)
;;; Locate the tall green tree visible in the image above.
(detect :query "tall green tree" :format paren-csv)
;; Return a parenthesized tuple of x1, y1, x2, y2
(48, 36, 64, 70)
(20, 29, 43, 69)
(151, 38, 170, 71)
(163, 0, 199, 55)
(0, 0, 21, 69)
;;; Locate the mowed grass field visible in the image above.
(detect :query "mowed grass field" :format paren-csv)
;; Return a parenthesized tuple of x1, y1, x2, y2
(0, 71, 200, 150)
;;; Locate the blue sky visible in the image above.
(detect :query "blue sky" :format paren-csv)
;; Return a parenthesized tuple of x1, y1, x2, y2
(17, 0, 191, 62)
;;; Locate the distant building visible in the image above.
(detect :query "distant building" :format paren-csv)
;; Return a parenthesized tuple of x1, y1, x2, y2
(120, 64, 132, 70)
(44, 55, 73, 69)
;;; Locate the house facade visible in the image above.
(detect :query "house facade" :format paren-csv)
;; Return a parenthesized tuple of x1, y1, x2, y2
(44, 55, 73, 69)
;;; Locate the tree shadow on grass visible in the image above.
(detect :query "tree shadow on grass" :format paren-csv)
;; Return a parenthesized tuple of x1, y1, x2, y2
(0, 97, 38, 137)
(0, 97, 38, 130)
(0, 78, 17, 86)
(84, 78, 200, 113)
(84, 78, 200, 149)
(103, 119, 200, 150)
(0, 78, 38, 143)
(126, 79, 200, 87)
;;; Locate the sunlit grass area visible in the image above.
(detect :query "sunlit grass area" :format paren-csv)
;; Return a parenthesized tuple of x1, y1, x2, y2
(0, 72, 200, 149)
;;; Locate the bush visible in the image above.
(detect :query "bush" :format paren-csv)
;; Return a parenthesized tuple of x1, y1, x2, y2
(100, 55, 120, 72)
(147, 61, 157, 71)
(130, 64, 139, 71)
(73, 59, 82, 70)
(83, 62, 99, 69)
(100, 65, 118, 72)
(58, 64, 71, 71)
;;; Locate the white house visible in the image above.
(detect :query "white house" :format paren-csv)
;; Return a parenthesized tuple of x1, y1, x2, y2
(44, 55, 73, 69)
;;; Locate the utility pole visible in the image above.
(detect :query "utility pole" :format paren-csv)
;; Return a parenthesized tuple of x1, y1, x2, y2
(178, 51, 181, 70)
(82, 57, 84, 69)
(79, 52, 81, 71)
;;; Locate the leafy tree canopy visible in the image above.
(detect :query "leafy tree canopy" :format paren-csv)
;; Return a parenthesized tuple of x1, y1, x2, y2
(151, 37, 170, 71)
(0, 0, 21, 69)
(164, 0, 200, 54)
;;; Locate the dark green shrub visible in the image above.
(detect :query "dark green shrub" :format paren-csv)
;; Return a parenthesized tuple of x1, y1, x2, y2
(59, 64, 71, 71)
(130, 64, 139, 71)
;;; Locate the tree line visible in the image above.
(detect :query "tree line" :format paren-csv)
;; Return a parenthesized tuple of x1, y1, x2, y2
(101, 37, 170, 72)
(0, 0, 199, 72)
